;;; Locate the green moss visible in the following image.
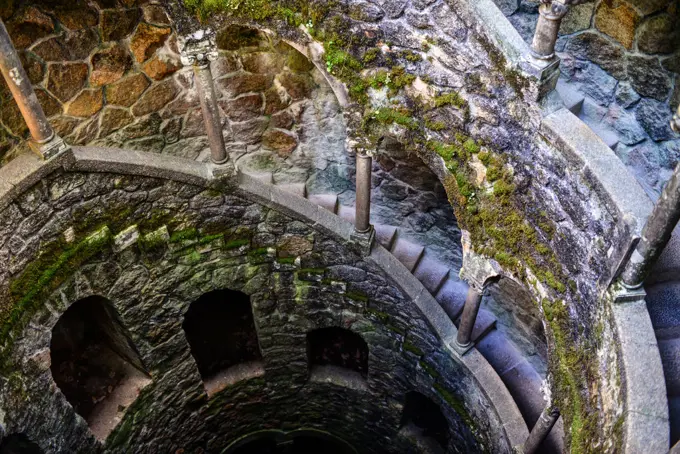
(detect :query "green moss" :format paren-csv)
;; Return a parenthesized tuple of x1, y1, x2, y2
(362, 47, 379, 64)
(169, 228, 199, 243)
(365, 107, 418, 130)
(433, 91, 467, 109)
(345, 290, 369, 302)
(225, 238, 250, 249)
(433, 382, 475, 431)
(419, 360, 440, 378)
(402, 339, 424, 356)
(425, 119, 447, 131)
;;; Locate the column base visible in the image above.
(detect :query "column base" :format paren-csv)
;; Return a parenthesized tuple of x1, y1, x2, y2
(451, 339, 474, 356)
(520, 56, 561, 102)
(349, 225, 375, 257)
(611, 282, 647, 304)
(29, 134, 68, 160)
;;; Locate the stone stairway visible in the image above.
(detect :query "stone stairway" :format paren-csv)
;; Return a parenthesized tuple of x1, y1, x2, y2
(645, 227, 680, 446)
(247, 170, 564, 452)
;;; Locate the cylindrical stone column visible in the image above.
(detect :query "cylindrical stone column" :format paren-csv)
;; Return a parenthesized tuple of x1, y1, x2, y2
(455, 287, 483, 348)
(622, 161, 680, 288)
(194, 62, 227, 164)
(531, 2, 569, 60)
(672, 104, 679, 133)
(0, 19, 54, 144)
(523, 406, 560, 454)
(355, 152, 372, 233)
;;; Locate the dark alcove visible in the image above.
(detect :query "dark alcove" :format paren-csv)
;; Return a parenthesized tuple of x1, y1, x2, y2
(0, 434, 43, 454)
(400, 391, 450, 450)
(307, 327, 369, 378)
(183, 289, 263, 393)
(50, 296, 150, 440)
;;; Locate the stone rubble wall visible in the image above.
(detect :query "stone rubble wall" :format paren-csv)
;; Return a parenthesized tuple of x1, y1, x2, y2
(497, 0, 680, 196)
(0, 162, 511, 453)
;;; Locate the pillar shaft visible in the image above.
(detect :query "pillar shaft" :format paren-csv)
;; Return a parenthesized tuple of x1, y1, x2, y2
(622, 162, 680, 288)
(194, 62, 227, 164)
(0, 19, 54, 144)
(355, 152, 372, 233)
(523, 406, 560, 454)
(456, 287, 483, 348)
(672, 104, 679, 133)
(531, 2, 569, 60)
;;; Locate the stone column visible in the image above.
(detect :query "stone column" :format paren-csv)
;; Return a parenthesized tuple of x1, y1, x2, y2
(0, 19, 67, 159)
(355, 151, 373, 234)
(180, 30, 228, 165)
(523, 406, 560, 454)
(455, 286, 483, 352)
(672, 104, 679, 134)
(621, 161, 680, 288)
(531, 1, 569, 60)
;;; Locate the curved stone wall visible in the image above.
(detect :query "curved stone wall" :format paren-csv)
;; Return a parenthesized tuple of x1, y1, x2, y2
(0, 148, 522, 453)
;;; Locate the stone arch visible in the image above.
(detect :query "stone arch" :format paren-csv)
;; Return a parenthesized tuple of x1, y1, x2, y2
(223, 429, 358, 454)
(182, 288, 264, 395)
(49, 295, 151, 441)
(306, 327, 369, 380)
(400, 391, 450, 451)
(0, 434, 43, 454)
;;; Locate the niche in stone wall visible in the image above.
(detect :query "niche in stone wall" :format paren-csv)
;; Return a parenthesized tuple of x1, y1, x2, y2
(399, 391, 449, 452)
(182, 289, 264, 396)
(306, 327, 369, 388)
(50, 296, 151, 441)
(0, 434, 43, 454)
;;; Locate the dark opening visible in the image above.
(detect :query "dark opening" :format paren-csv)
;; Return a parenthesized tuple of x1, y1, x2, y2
(306, 327, 368, 378)
(182, 289, 262, 380)
(0, 434, 43, 454)
(50, 296, 150, 436)
(400, 391, 450, 449)
(226, 431, 356, 454)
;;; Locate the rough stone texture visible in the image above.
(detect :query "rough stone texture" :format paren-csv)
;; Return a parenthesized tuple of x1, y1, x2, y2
(130, 23, 172, 63)
(66, 89, 104, 118)
(141, 53, 182, 81)
(0, 169, 506, 454)
(106, 73, 151, 107)
(594, 0, 640, 49)
(627, 55, 672, 102)
(100, 8, 141, 42)
(46, 63, 89, 102)
(637, 13, 680, 54)
(131, 79, 179, 117)
(90, 45, 133, 88)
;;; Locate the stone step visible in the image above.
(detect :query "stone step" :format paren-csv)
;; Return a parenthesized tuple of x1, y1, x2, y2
(457, 308, 496, 343)
(307, 194, 339, 214)
(374, 223, 398, 250)
(498, 359, 546, 427)
(583, 120, 620, 149)
(475, 330, 525, 375)
(647, 226, 680, 285)
(645, 281, 680, 330)
(413, 253, 450, 294)
(391, 237, 425, 272)
(337, 204, 355, 224)
(241, 170, 274, 184)
(276, 182, 307, 198)
(435, 279, 468, 322)
(659, 337, 680, 396)
(556, 80, 585, 115)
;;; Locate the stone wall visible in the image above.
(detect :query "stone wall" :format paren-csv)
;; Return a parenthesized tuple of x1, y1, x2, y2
(498, 0, 679, 196)
(0, 167, 510, 453)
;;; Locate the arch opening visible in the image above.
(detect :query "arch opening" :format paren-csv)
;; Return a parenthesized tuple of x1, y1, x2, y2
(182, 289, 263, 395)
(49, 296, 151, 441)
(224, 430, 357, 454)
(306, 327, 369, 380)
(0, 434, 43, 454)
(399, 391, 450, 451)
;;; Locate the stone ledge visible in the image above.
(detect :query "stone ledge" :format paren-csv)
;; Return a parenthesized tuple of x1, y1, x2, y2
(540, 108, 653, 283)
(308, 365, 369, 392)
(204, 361, 266, 398)
(611, 298, 669, 453)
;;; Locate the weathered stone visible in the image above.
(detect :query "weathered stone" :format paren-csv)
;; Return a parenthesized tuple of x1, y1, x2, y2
(125, 135, 165, 153)
(350, 2, 384, 22)
(0, 98, 27, 136)
(142, 53, 182, 81)
(217, 73, 273, 98)
(221, 94, 263, 122)
(162, 137, 209, 159)
(130, 23, 172, 63)
(615, 82, 641, 108)
(90, 45, 133, 87)
(50, 116, 82, 138)
(278, 236, 312, 257)
(180, 109, 206, 138)
(142, 5, 171, 26)
(232, 117, 269, 144)
(242, 52, 285, 74)
(161, 117, 182, 144)
(412, 0, 437, 10)
(564, 32, 626, 79)
(572, 62, 617, 106)
(216, 25, 263, 50)
(405, 10, 432, 29)
(106, 73, 151, 107)
(627, 55, 672, 101)
(271, 111, 294, 129)
(47, 63, 89, 102)
(377, 0, 408, 18)
(264, 87, 291, 115)
(560, 2, 595, 35)
(120, 113, 162, 140)
(278, 72, 315, 100)
(636, 98, 674, 142)
(69, 117, 99, 145)
(7, 6, 55, 49)
(33, 89, 62, 119)
(286, 47, 315, 73)
(492, 0, 520, 16)
(19, 51, 44, 84)
(53, 1, 98, 30)
(637, 14, 680, 55)
(605, 104, 647, 145)
(66, 89, 103, 117)
(594, 0, 640, 49)
(64, 27, 100, 60)
(131, 79, 179, 117)
(211, 54, 241, 77)
(101, 8, 141, 42)
(31, 36, 70, 62)
(625, 0, 669, 15)
(663, 52, 680, 74)
(262, 129, 298, 155)
(98, 107, 134, 137)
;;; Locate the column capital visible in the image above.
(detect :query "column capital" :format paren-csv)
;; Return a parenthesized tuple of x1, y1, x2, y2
(179, 29, 219, 67)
